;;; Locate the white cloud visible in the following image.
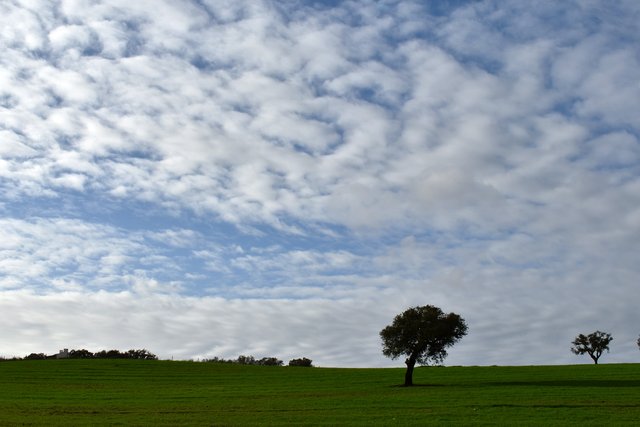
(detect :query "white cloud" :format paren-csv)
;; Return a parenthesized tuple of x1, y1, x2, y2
(583, 132, 639, 169)
(0, 218, 174, 291)
(0, 2, 49, 51)
(0, 130, 38, 158)
(48, 24, 94, 52)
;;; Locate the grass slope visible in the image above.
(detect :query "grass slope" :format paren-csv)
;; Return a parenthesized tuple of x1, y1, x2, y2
(0, 360, 638, 425)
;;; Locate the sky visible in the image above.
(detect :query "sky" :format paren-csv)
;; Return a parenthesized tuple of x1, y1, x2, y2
(1, 0, 639, 367)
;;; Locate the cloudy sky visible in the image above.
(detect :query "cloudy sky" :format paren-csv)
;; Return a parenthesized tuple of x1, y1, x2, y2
(1, 0, 639, 367)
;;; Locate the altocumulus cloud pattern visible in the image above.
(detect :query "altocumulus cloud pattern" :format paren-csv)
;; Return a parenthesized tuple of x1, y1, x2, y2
(0, 0, 639, 366)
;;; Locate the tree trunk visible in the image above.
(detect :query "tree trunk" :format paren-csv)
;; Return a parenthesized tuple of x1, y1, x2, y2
(404, 356, 417, 386)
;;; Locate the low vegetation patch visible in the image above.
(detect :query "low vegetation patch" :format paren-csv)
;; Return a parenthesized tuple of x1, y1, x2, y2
(0, 360, 638, 425)
(19, 348, 158, 360)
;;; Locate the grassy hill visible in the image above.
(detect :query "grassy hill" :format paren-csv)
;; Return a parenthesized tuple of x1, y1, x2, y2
(0, 360, 638, 425)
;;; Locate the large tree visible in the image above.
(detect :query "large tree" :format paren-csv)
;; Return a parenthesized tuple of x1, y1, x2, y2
(570, 331, 613, 364)
(380, 305, 467, 386)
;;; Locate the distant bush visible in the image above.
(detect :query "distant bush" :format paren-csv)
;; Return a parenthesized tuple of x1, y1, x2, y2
(202, 356, 235, 364)
(18, 349, 158, 361)
(288, 357, 313, 367)
(203, 355, 284, 366)
(95, 350, 126, 359)
(70, 349, 94, 359)
(124, 349, 158, 360)
(24, 353, 47, 360)
(236, 355, 256, 365)
(257, 357, 284, 366)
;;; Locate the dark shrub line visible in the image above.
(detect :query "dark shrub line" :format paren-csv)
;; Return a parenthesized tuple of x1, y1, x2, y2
(16, 349, 158, 361)
(3, 351, 312, 366)
(203, 355, 313, 367)
(288, 357, 313, 367)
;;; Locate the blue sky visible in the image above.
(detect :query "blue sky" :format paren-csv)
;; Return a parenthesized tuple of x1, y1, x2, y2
(1, 0, 639, 366)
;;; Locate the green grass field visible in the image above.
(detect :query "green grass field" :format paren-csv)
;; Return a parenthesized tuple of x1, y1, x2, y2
(0, 360, 638, 426)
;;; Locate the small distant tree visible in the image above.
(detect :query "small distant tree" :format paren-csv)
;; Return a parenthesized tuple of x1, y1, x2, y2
(203, 356, 234, 364)
(571, 331, 613, 364)
(637, 335, 639, 351)
(380, 305, 467, 386)
(69, 349, 94, 359)
(95, 349, 125, 359)
(288, 357, 313, 367)
(257, 357, 283, 366)
(126, 349, 158, 360)
(236, 355, 256, 365)
(25, 353, 47, 360)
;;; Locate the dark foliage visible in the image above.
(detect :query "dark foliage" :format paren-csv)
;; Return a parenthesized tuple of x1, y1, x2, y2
(236, 355, 256, 365)
(24, 353, 48, 360)
(571, 331, 613, 364)
(258, 357, 284, 366)
(124, 349, 158, 360)
(288, 357, 313, 367)
(70, 349, 94, 359)
(202, 356, 236, 364)
(380, 305, 467, 386)
(203, 355, 284, 366)
(18, 349, 158, 361)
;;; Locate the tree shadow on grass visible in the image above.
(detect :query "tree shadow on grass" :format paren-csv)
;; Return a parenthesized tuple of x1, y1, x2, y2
(487, 379, 640, 388)
(389, 384, 446, 388)
(488, 403, 640, 409)
(388, 379, 640, 389)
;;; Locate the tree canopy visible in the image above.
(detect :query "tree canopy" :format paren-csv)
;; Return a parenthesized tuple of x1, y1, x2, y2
(380, 305, 467, 386)
(571, 331, 613, 364)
